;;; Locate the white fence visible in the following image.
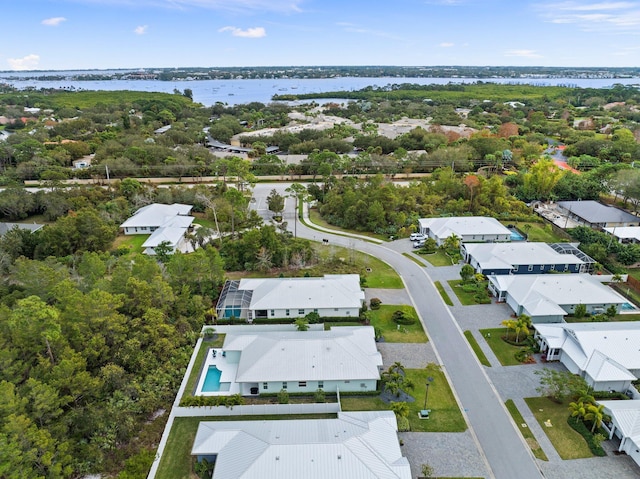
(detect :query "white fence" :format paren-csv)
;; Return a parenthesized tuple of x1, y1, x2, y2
(204, 324, 324, 334)
(174, 402, 341, 417)
(591, 274, 628, 283)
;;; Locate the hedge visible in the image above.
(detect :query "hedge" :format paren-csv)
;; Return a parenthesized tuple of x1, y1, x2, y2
(567, 417, 606, 456)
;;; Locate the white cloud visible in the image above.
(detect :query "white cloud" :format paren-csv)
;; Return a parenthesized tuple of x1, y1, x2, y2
(218, 26, 266, 38)
(504, 49, 543, 58)
(134, 25, 149, 35)
(537, 1, 640, 32)
(7, 54, 40, 71)
(439, 42, 454, 47)
(42, 17, 67, 26)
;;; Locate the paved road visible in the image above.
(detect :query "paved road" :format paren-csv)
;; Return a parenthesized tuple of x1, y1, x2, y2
(259, 188, 545, 479)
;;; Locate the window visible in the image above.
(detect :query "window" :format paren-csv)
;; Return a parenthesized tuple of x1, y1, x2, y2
(564, 264, 569, 272)
(298, 309, 304, 315)
(550, 265, 555, 271)
(282, 382, 288, 390)
(540, 265, 544, 270)
(318, 381, 324, 388)
(270, 310, 274, 316)
(313, 309, 318, 314)
(285, 309, 290, 316)
(528, 265, 534, 272)
(263, 382, 268, 390)
(334, 308, 339, 311)
(344, 380, 351, 384)
(298, 381, 307, 388)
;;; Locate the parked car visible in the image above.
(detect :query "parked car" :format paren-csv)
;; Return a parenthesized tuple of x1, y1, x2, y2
(413, 240, 425, 249)
(410, 233, 426, 241)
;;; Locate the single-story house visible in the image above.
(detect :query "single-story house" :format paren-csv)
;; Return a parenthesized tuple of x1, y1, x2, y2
(418, 216, 511, 246)
(191, 411, 411, 479)
(599, 400, 640, 468)
(557, 200, 639, 229)
(0, 222, 44, 236)
(535, 322, 640, 392)
(216, 274, 365, 321)
(604, 226, 640, 244)
(154, 125, 172, 134)
(221, 326, 382, 394)
(120, 203, 193, 235)
(462, 242, 588, 275)
(489, 274, 627, 323)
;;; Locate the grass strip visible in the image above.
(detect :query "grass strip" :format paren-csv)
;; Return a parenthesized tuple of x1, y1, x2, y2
(463, 331, 491, 367)
(434, 281, 453, 306)
(505, 399, 548, 461)
(402, 252, 428, 267)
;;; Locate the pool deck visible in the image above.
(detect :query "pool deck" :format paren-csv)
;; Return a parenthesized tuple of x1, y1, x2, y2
(196, 347, 241, 396)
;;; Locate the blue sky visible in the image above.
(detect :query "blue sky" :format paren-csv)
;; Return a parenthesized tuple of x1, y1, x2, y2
(2, 0, 640, 70)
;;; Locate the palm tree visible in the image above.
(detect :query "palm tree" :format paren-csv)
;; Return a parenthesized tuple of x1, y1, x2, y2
(501, 319, 517, 339)
(584, 403, 607, 433)
(390, 401, 410, 419)
(568, 400, 587, 420)
(514, 315, 531, 343)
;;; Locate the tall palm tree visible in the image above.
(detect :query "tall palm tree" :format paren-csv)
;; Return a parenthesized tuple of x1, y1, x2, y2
(390, 401, 410, 419)
(568, 401, 587, 421)
(584, 403, 607, 433)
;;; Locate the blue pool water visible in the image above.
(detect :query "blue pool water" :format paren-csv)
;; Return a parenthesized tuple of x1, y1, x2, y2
(510, 230, 525, 241)
(202, 366, 223, 392)
(621, 302, 637, 311)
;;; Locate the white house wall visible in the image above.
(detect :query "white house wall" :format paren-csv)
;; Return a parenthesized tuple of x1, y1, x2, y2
(257, 379, 377, 394)
(559, 351, 581, 375)
(258, 307, 359, 320)
(588, 379, 632, 393)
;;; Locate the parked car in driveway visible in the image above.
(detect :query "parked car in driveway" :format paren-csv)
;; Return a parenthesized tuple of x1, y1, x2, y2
(410, 233, 426, 241)
(413, 240, 425, 248)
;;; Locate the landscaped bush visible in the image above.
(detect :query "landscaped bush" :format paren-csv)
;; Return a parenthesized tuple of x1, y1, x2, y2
(474, 293, 491, 304)
(392, 310, 416, 325)
(593, 391, 630, 400)
(462, 283, 480, 293)
(180, 394, 244, 407)
(396, 416, 410, 432)
(567, 417, 606, 456)
(370, 298, 382, 309)
(278, 389, 290, 404)
(314, 389, 326, 403)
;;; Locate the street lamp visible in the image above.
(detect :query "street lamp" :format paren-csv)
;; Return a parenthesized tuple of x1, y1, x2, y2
(423, 376, 434, 410)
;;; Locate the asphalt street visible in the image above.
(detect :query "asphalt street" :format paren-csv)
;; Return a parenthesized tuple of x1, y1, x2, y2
(252, 182, 545, 479)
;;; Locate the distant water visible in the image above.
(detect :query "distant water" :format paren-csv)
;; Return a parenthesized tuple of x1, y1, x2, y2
(2, 74, 639, 106)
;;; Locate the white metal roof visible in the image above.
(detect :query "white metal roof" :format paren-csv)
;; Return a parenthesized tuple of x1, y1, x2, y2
(599, 400, 640, 446)
(418, 216, 511, 239)
(464, 242, 583, 271)
(489, 274, 627, 313)
(191, 411, 411, 479)
(584, 350, 636, 382)
(142, 226, 186, 248)
(238, 274, 365, 311)
(120, 203, 193, 229)
(225, 326, 382, 383)
(535, 322, 640, 379)
(604, 226, 640, 242)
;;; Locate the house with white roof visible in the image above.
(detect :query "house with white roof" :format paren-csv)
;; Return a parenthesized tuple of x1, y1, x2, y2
(218, 326, 382, 394)
(418, 216, 511, 246)
(191, 411, 411, 479)
(463, 242, 589, 275)
(598, 400, 640, 468)
(120, 203, 194, 255)
(216, 274, 364, 321)
(604, 226, 640, 244)
(534, 322, 640, 392)
(488, 274, 627, 323)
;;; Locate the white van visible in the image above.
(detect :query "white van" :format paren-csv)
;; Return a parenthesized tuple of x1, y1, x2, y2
(409, 233, 426, 241)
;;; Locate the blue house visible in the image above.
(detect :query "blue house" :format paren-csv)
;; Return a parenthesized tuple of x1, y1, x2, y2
(462, 242, 593, 276)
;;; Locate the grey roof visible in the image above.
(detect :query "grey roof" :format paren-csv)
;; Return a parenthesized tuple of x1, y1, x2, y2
(0, 222, 44, 235)
(557, 200, 638, 224)
(224, 326, 382, 383)
(191, 411, 411, 479)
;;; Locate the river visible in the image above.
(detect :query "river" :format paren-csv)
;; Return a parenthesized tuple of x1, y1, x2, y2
(2, 74, 640, 107)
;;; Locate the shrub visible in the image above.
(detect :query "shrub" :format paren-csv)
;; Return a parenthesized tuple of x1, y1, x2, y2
(305, 311, 321, 324)
(567, 417, 606, 456)
(392, 310, 416, 325)
(277, 389, 290, 404)
(397, 415, 410, 432)
(314, 388, 326, 403)
(370, 298, 382, 310)
(474, 293, 491, 304)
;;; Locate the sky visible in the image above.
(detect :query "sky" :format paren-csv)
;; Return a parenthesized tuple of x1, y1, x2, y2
(2, 0, 640, 71)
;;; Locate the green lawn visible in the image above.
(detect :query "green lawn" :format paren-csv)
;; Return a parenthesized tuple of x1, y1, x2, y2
(505, 399, 548, 461)
(463, 331, 491, 367)
(156, 414, 337, 479)
(112, 234, 148, 254)
(434, 281, 453, 306)
(182, 336, 225, 400)
(341, 364, 466, 433)
(500, 221, 570, 243)
(420, 250, 455, 266)
(478, 328, 528, 366)
(402, 252, 428, 267)
(524, 397, 593, 460)
(447, 280, 490, 306)
(367, 305, 427, 343)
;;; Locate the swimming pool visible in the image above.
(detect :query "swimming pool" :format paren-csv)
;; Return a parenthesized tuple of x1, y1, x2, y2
(201, 365, 232, 392)
(509, 229, 526, 241)
(621, 302, 637, 311)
